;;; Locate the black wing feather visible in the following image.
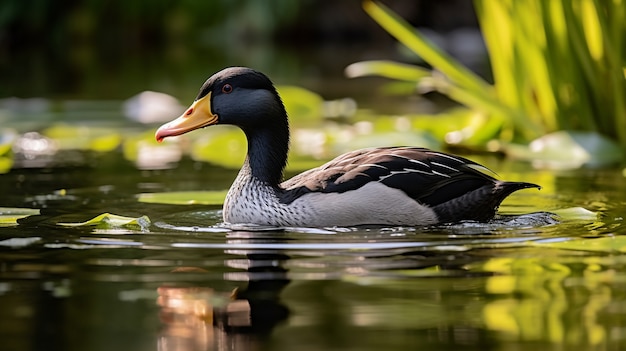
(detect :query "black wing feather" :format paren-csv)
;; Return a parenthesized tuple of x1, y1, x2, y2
(278, 147, 500, 205)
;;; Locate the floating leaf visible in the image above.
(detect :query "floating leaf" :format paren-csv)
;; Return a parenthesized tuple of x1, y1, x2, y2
(137, 191, 227, 205)
(0, 207, 40, 227)
(58, 213, 151, 230)
(43, 123, 122, 152)
(550, 207, 598, 222)
(191, 128, 246, 168)
(277, 85, 324, 122)
(505, 131, 623, 169)
(90, 133, 122, 152)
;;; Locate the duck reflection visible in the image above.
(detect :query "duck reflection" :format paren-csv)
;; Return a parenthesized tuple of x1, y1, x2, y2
(156, 231, 290, 351)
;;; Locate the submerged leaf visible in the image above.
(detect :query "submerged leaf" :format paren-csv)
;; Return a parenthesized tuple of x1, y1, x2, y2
(58, 213, 151, 230)
(0, 207, 40, 227)
(137, 191, 227, 205)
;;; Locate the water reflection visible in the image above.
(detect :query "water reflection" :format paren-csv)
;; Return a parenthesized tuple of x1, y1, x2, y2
(2, 159, 626, 350)
(157, 236, 290, 351)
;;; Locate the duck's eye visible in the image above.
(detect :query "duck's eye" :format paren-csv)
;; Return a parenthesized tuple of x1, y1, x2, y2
(221, 84, 233, 94)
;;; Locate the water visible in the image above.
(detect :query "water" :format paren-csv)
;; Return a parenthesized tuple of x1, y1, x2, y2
(1, 143, 626, 351)
(1, 41, 625, 350)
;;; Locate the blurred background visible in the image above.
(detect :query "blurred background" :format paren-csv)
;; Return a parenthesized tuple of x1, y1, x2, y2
(0, 0, 481, 100)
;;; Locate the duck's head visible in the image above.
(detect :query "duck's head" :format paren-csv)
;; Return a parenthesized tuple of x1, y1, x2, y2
(155, 67, 288, 142)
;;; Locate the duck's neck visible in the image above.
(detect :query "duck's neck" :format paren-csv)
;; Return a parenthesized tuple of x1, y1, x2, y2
(242, 123, 289, 187)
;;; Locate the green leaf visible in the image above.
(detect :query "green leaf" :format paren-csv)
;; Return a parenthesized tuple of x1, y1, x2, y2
(362, 0, 490, 93)
(137, 191, 227, 205)
(505, 130, 623, 168)
(345, 60, 431, 81)
(191, 128, 246, 168)
(58, 213, 151, 229)
(0, 156, 12, 174)
(0, 207, 40, 227)
(277, 85, 324, 122)
(43, 123, 122, 152)
(0, 129, 17, 152)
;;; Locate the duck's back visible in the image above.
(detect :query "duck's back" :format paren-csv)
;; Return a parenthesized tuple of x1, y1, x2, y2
(279, 147, 539, 225)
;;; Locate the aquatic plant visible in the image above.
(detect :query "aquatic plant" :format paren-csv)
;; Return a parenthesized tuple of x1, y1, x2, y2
(348, 0, 626, 163)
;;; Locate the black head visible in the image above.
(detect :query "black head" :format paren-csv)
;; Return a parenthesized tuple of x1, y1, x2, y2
(156, 67, 289, 141)
(199, 67, 287, 130)
(155, 67, 291, 185)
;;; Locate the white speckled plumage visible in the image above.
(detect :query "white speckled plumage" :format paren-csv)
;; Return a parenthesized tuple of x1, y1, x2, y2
(223, 162, 439, 227)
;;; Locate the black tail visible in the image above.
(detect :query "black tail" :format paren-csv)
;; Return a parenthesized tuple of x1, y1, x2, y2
(432, 181, 540, 223)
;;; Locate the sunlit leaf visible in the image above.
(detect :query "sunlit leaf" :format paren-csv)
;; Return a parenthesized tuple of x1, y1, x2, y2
(550, 207, 598, 222)
(43, 123, 122, 152)
(362, 0, 489, 93)
(191, 128, 246, 168)
(0, 130, 15, 173)
(0, 207, 40, 227)
(137, 191, 227, 205)
(0, 156, 12, 174)
(505, 131, 623, 169)
(359, 0, 626, 150)
(58, 213, 151, 230)
(277, 85, 324, 122)
(345, 60, 430, 81)
(90, 134, 122, 152)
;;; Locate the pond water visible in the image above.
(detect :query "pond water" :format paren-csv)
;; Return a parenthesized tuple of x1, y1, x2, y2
(1, 130, 626, 351)
(1, 42, 626, 348)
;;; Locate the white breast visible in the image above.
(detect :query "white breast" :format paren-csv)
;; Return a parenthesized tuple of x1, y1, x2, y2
(223, 172, 438, 227)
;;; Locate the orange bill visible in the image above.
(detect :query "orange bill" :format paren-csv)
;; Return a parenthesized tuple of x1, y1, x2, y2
(155, 93, 218, 142)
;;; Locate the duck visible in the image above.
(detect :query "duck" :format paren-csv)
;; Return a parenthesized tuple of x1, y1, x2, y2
(155, 67, 539, 227)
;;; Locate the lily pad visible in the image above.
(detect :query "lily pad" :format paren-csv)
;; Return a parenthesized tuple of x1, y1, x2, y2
(277, 85, 324, 122)
(191, 128, 246, 169)
(0, 207, 40, 227)
(43, 123, 122, 152)
(58, 213, 151, 230)
(505, 131, 623, 169)
(137, 191, 227, 205)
